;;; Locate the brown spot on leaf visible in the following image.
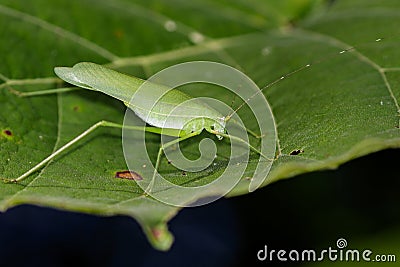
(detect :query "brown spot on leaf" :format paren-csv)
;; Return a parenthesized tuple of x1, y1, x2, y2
(114, 28, 124, 39)
(182, 171, 187, 176)
(115, 170, 143, 180)
(290, 149, 304, 155)
(3, 130, 12, 136)
(73, 106, 80, 112)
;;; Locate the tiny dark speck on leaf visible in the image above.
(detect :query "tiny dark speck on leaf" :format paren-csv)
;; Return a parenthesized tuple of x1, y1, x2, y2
(3, 130, 12, 136)
(115, 170, 143, 180)
(290, 149, 304, 155)
(182, 171, 187, 176)
(73, 106, 80, 112)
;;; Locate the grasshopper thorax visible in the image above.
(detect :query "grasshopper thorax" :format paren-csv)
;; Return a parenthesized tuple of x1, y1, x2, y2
(181, 116, 226, 140)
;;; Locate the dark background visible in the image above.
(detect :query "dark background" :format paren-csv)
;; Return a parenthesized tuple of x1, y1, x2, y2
(0, 148, 398, 267)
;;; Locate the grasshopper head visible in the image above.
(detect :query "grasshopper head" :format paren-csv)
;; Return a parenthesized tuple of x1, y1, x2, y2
(213, 117, 226, 140)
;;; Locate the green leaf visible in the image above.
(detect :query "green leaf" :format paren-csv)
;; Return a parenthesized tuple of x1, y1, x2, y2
(1, 0, 399, 250)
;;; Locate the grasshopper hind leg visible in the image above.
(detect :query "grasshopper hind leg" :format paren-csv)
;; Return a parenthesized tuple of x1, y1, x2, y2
(1, 121, 160, 184)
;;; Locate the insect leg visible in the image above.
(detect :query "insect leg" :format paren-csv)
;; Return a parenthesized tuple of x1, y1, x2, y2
(0, 121, 160, 183)
(245, 127, 264, 139)
(228, 119, 264, 138)
(145, 130, 203, 194)
(9, 87, 81, 97)
(205, 128, 273, 161)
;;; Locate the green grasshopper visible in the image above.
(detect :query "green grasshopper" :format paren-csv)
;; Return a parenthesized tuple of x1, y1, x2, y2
(1, 62, 272, 195)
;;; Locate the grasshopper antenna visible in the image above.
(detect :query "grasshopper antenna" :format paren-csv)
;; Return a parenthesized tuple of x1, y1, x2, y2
(224, 37, 386, 122)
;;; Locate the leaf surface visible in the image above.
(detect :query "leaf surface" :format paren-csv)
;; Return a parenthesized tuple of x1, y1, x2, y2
(0, 0, 399, 249)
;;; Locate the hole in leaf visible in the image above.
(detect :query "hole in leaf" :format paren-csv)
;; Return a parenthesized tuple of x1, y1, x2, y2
(290, 149, 304, 155)
(3, 130, 12, 136)
(1, 129, 14, 140)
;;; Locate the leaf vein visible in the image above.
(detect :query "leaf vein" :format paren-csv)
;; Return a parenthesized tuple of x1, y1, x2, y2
(0, 4, 120, 61)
